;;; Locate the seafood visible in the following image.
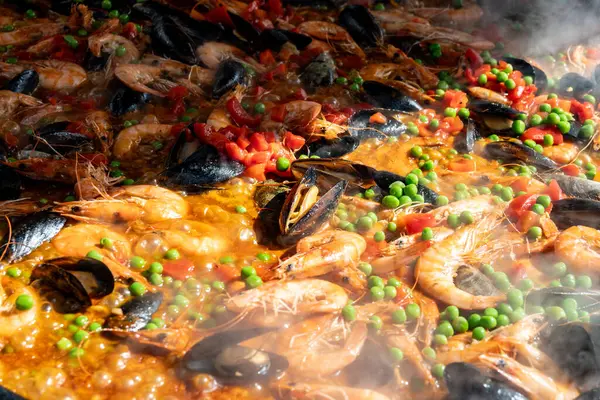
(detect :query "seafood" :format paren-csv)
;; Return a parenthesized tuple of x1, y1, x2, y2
(0, 61, 87, 91)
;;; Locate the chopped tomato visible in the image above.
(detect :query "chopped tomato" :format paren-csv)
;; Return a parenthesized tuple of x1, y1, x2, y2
(521, 126, 563, 145)
(546, 97, 572, 113)
(162, 259, 195, 280)
(245, 151, 271, 166)
(560, 163, 580, 177)
(245, 163, 267, 181)
(465, 48, 483, 69)
(225, 142, 248, 162)
(270, 104, 287, 122)
(516, 210, 541, 233)
(404, 214, 436, 234)
(226, 97, 261, 127)
(508, 194, 552, 219)
(214, 263, 240, 282)
(193, 123, 229, 152)
(442, 90, 468, 109)
(122, 22, 138, 39)
(283, 131, 305, 151)
(543, 179, 564, 201)
(369, 112, 387, 124)
(571, 99, 595, 122)
(448, 157, 475, 172)
(249, 132, 269, 151)
(205, 5, 234, 27)
(167, 86, 188, 101)
(264, 132, 277, 143)
(259, 49, 276, 66)
(237, 135, 251, 149)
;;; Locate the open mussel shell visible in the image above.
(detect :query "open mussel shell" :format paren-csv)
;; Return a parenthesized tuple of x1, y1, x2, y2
(542, 323, 600, 391)
(362, 81, 422, 112)
(558, 72, 595, 99)
(468, 99, 521, 119)
(108, 85, 151, 116)
(550, 198, 600, 230)
(348, 108, 408, 140)
(291, 158, 376, 190)
(278, 168, 347, 247)
(31, 257, 115, 313)
(483, 141, 558, 171)
(259, 29, 312, 52)
(212, 60, 246, 100)
(182, 328, 288, 384)
(501, 56, 547, 92)
(31, 125, 92, 156)
(160, 143, 245, 192)
(296, 136, 359, 159)
(103, 292, 163, 332)
(338, 5, 383, 49)
(453, 119, 480, 154)
(444, 362, 528, 400)
(0, 385, 27, 400)
(0, 212, 66, 263)
(4, 69, 39, 95)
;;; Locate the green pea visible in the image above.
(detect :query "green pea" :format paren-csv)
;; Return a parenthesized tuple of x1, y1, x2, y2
(129, 282, 146, 296)
(254, 103, 266, 114)
(245, 275, 263, 288)
(164, 249, 180, 260)
(387, 278, 401, 288)
(447, 214, 461, 229)
(436, 195, 449, 206)
(481, 263, 494, 276)
(370, 286, 385, 301)
(545, 306, 566, 321)
(480, 315, 497, 329)
(539, 103, 552, 113)
(276, 157, 290, 171)
(342, 304, 356, 321)
(387, 222, 397, 232)
(436, 321, 454, 337)
(452, 316, 469, 333)
(460, 211, 474, 225)
(577, 275, 593, 289)
(406, 303, 421, 320)
(129, 256, 146, 269)
(444, 305, 459, 321)
(384, 285, 397, 299)
(368, 276, 385, 289)
(86, 250, 103, 261)
(444, 107, 457, 118)
(518, 279, 534, 292)
(373, 231, 386, 242)
(392, 308, 407, 324)
(382, 195, 400, 209)
(512, 119, 526, 135)
(389, 347, 404, 362)
(15, 294, 34, 310)
(421, 227, 434, 241)
(478, 74, 488, 85)
(561, 273, 577, 288)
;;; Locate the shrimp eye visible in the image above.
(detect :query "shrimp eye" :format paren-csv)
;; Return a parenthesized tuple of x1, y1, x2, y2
(72, 206, 82, 212)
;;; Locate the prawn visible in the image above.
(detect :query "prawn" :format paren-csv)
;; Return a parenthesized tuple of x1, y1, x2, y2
(272, 382, 390, 400)
(478, 354, 579, 400)
(555, 225, 600, 273)
(384, 331, 438, 389)
(55, 185, 188, 224)
(415, 213, 507, 309)
(112, 124, 175, 160)
(411, 2, 484, 25)
(88, 34, 140, 66)
(0, 91, 42, 118)
(0, 285, 38, 337)
(298, 21, 366, 57)
(52, 224, 131, 261)
(272, 314, 368, 378)
(0, 61, 87, 91)
(272, 230, 367, 288)
(468, 86, 512, 105)
(134, 229, 229, 259)
(3, 158, 86, 184)
(195, 42, 264, 72)
(114, 64, 178, 97)
(0, 23, 64, 46)
(227, 279, 348, 327)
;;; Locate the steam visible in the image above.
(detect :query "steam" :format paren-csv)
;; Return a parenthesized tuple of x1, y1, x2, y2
(479, 0, 600, 57)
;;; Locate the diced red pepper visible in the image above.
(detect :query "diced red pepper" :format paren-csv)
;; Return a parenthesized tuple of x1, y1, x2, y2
(404, 214, 436, 234)
(245, 151, 271, 165)
(507, 194, 551, 219)
(283, 131, 305, 151)
(509, 176, 532, 194)
(193, 123, 228, 152)
(560, 164, 580, 177)
(442, 90, 468, 109)
(162, 259, 195, 280)
(245, 163, 267, 181)
(521, 126, 563, 145)
(237, 134, 251, 149)
(225, 142, 248, 162)
(226, 97, 261, 127)
(571, 99, 595, 122)
(546, 97, 572, 113)
(294, 88, 308, 100)
(249, 132, 269, 151)
(543, 179, 565, 201)
(263, 131, 277, 143)
(259, 49, 277, 66)
(205, 6, 235, 27)
(465, 48, 483, 69)
(167, 86, 188, 101)
(122, 22, 138, 39)
(448, 158, 475, 172)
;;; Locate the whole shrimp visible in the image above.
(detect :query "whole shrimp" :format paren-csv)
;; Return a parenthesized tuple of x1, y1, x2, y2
(88, 33, 140, 66)
(555, 225, 600, 273)
(112, 123, 175, 160)
(415, 213, 507, 309)
(0, 91, 42, 118)
(0, 23, 64, 46)
(0, 61, 87, 91)
(272, 230, 367, 289)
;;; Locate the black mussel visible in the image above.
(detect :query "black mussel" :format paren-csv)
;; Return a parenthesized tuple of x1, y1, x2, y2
(0, 164, 21, 200)
(468, 99, 521, 119)
(453, 119, 480, 153)
(4, 70, 39, 95)
(372, 170, 438, 204)
(104, 292, 163, 331)
(83, 50, 111, 72)
(297, 136, 359, 158)
(483, 141, 558, 170)
(549, 174, 600, 200)
(165, 128, 199, 169)
(182, 328, 288, 384)
(212, 60, 247, 100)
(343, 340, 394, 388)
(108, 85, 151, 116)
(558, 73, 595, 98)
(260, 29, 312, 52)
(31, 257, 115, 313)
(543, 323, 600, 391)
(550, 198, 600, 229)
(255, 191, 287, 246)
(562, 120, 590, 144)
(501, 56, 547, 91)
(160, 143, 245, 192)
(362, 81, 421, 112)
(0, 212, 66, 263)
(291, 158, 376, 190)
(32, 130, 92, 155)
(227, 12, 260, 45)
(0, 385, 27, 400)
(577, 388, 600, 400)
(254, 180, 289, 209)
(278, 168, 347, 246)
(338, 5, 383, 49)
(301, 53, 336, 89)
(348, 109, 407, 140)
(444, 362, 528, 400)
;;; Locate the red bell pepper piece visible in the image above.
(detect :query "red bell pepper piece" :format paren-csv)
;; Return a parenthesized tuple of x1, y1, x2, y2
(404, 214, 436, 234)
(226, 97, 261, 127)
(162, 259, 195, 280)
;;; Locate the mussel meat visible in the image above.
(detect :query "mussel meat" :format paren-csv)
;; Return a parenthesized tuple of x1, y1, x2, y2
(31, 257, 115, 313)
(0, 212, 66, 263)
(104, 292, 163, 331)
